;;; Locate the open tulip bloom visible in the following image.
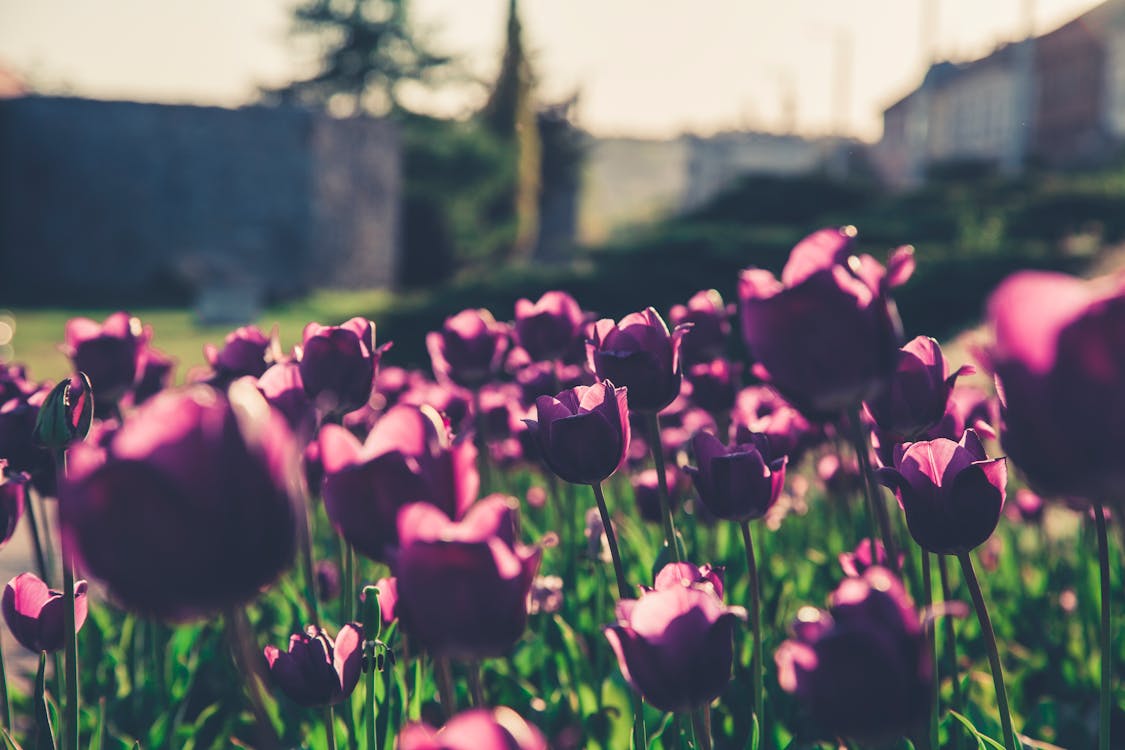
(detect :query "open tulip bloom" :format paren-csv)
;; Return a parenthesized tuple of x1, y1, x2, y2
(2, 573, 89, 654)
(264, 624, 363, 708)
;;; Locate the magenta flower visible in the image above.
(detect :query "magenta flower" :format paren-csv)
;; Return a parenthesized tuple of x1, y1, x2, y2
(396, 707, 548, 750)
(0, 466, 26, 549)
(738, 227, 913, 416)
(427, 309, 510, 388)
(684, 431, 787, 522)
(525, 382, 630, 485)
(2, 572, 89, 653)
(513, 290, 587, 362)
(587, 307, 687, 413)
(865, 336, 971, 440)
(204, 325, 278, 386)
(876, 430, 1006, 555)
(775, 567, 930, 742)
(394, 496, 541, 659)
(59, 383, 300, 621)
(63, 311, 147, 404)
(605, 563, 745, 712)
(255, 362, 316, 437)
(649, 561, 725, 598)
(320, 404, 478, 563)
(987, 270, 1125, 500)
(264, 623, 363, 707)
(669, 289, 734, 365)
(730, 386, 816, 465)
(838, 540, 902, 578)
(299, 317, 382, 415)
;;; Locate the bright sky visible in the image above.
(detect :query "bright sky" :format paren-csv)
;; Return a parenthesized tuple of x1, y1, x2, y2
(0, 0, 1106, 141)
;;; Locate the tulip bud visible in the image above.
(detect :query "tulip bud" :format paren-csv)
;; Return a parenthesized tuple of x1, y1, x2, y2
(33, 373, 93, 451)
(2, 572, 89, 653)
(427, 309, 510, 388)
(865, 336, 971, 441)
(299, 317, 384, 416)
(514, 291, 588, 363)
(669, 289, 733, 365)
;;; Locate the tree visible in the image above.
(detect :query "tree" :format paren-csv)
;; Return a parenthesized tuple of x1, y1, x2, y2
(265, 0, 451, 116)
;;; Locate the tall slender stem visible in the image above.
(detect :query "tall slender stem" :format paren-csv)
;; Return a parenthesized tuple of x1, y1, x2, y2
(591, 482, 632, 599)
(55, 449, 79, 750)
(300, 492, 321, 623)
(472, 390, 492, 493)
(435, 657, 457, 719)
(631, 693, 647, 750)
(468, 660, 485, 707)
(956, 551, 1018, 750)
(847, 408, 898, 572)
(937, 555, 964, 714)
(345, 544, 357, 623)
(324, 706, 338, 750)
(225, 609, 280, 750)
(921, 551, 939, 750)
(691, 706, 713, 750)
(1094, 503, 1111, 750)
(0, 635, 9, 731)
(366, 647, 378, 750)
(739, 521, 764, 730)
(646, 412, 682, 562)
(34, 651, 54, 750)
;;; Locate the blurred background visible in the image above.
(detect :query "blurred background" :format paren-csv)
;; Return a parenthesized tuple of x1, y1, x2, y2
(1, 0, 1123, 371)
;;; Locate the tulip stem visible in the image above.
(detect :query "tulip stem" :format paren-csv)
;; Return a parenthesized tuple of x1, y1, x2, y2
(691, 706, 713, 750)
(468, 660, 485, 707)
(55, 447, 79, 750)
(1094, 502, 1111, 750)
(646, 412, 683, 563)
(956, 551, 1019, 750)
(921, 551, 939, 750)
(300, 491, 321, 623)
(225, 608, 281, 750)
(591, 482, 632, 600)
(324, 706, 338, 750)
(435, 657, 457, 719)
(345, 544, 357, 623)
(739, 521, 764, 732)
(847, 408, 898, 573)
(631, 693, 647, 750)
(365, 644, 378, 750)
(0, 634, 9, 731)
(937, 555, 964, 715)
(34, 651, 54, 750)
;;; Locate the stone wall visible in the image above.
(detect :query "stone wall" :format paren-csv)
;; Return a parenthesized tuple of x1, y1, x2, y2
(0, 97, 399, 308)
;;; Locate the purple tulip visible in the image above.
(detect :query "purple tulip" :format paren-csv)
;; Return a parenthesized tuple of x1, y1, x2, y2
(587, 307, 688, 413)
(838, 540, 902, 578)
(299, 317, 383, 416)
(63, 312, 146, 404)
(514, 291, 587, 362)
(816, 453, 863, 497)
(632, 468, 683, 525)
(865, 336, 971, 440)
(730, 386, 816, 465)
(987, 270, 1125, 500)
(263, 623, 363, 707)
(2, 572, 88, 653)
(669, 289, 734, 365)
(204, 325, 278, 386)
(0, 388, 56, 495)
(427, 309, 510, 388)
(315, 560, 341, 602)
(255, 362, 316, 438)
(685, 358, 738, 414)
(684, 431, 787, 522)
(525, 382, 630, 485)
(775, 567, 930, 742)
(130, 347, 175, 405)
(320, 404, 478, 563)
(396, 707, 548, 750)
(738, 227, 913, 417)
(877, 429, 1006, 555)
(649, 561, 725, 598)
(394, 496, 541, 659)
(605, 563, 745, 712)
(59, 383, 300, 621)
(1006, 488, 1045, 524)
(0, 466, 26, 548)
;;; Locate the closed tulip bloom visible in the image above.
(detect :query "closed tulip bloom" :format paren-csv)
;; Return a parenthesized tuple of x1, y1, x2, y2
(514, 291, 587, 362)
(255, 362, 316, 437)
(775, 567, 930, 742)
(0, 466, 26, 548)
(0, 388, 55, 495)
(59, 383, 300, 621)
(987, 270, 1125, 500)
(427, 309, 510, 388)
(876, 430, 1006, 555)
(605, 563, 745, 712)
(632, 468, 682, 524)
(838, 540, 902, 578)
(866, 336, 971, 440)
(2, 573, 89, 653)
(685, 358, 738, 413)
(526, 382, 630, 485)
(264, 623, 363, 707)
(669, 289, 734, 365)
(131, 348, 175, 405)
(587, 307, 688, 413)
(684, 431, 787, 522)
(730, 386, 816, 465)
(63, 312, 146, 404)
(396, 707, 548, 750)
(394, 496, 541, 659)
(299, 317, 382, 415)
(320, 404, 478, 563)
(204, 325, 278, 386)
(739, 227, 913, 417)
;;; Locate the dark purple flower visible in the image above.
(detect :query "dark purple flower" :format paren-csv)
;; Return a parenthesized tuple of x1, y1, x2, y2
(684, 431, 787, 522)
(816, 453, 862, 497)
(877, 430, 1006, 555)
(63, 312, 146, 404)
(396, 708, 548, 750)
(427, 309, 510, 388)
(838, 540, 902, 577)
(514, 291, 587, 362)
(775, 567, 930, 742)
(1005, 488, 1045, 524)
(130, 348, 175, 405)
(263, 623, 363, 707)
(59, 383, 300, 621)
(685, 358, 738, 414)
(587, 307, 687, 413)
(730, 386, 816, 465)
(2, 572, 88, 653)
(320, 404, 478, 563)
(299, 317, 383, 416)
(0, 466, 26, 548)
(605, 563, 745, 712)
(738, 227, 912, 417)
(315, 560, 341, 602)
(865, 336, 971, 440)
(632, 468, 682, 525)
(669, 289, 734, 364)
(204, 325, 278, 386)
(394, 496, 541, 659)
(525, 382, 630, 486)
(987, 270, 1125, 501)
(255, 363, 316, 438)
(0, 388, 55, 495)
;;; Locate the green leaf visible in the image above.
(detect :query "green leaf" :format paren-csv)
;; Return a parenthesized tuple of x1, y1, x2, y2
(743, 713, 760, 750)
